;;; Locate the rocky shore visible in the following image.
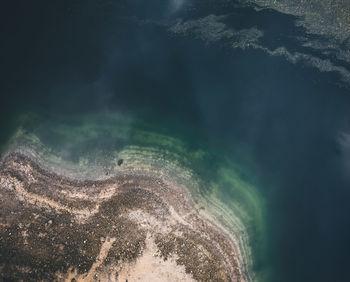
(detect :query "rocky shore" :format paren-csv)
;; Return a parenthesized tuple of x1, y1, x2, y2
(0, 152, 244, 281)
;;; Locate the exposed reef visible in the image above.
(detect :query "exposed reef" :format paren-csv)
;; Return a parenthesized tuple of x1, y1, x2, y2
(0, 113, 266, 281)
(0, 152, 244, 281)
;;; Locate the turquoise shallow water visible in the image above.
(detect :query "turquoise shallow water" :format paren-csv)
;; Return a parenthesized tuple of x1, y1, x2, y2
(3, 111, 269, 281)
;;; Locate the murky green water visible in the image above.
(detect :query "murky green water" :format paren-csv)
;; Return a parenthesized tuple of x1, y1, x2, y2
(2, 1, 350, 281)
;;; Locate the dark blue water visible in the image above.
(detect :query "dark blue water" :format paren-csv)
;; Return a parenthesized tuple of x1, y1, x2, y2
(1, 1, 350, 281)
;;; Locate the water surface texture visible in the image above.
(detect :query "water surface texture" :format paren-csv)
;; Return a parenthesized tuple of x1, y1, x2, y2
(1, 1, 350, 281)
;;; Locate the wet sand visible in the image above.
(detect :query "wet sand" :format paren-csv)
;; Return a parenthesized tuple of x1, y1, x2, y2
(0, 153, 244, 281)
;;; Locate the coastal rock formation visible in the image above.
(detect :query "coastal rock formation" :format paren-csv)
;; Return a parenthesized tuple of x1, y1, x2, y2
(0, 153, 244, 281)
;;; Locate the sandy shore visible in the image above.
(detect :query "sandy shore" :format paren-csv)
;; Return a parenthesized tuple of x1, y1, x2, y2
(0, 152, 244, 281)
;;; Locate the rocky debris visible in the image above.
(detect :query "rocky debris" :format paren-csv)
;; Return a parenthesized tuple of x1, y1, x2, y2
(0, 152, 243, 281)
